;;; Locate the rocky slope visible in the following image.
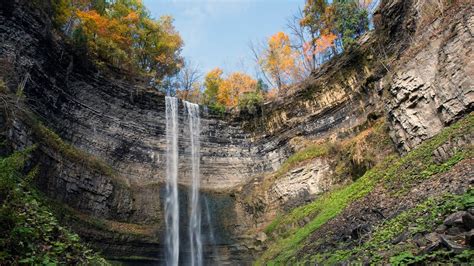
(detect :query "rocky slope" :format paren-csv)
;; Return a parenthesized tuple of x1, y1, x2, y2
(0, 0, 472, 264)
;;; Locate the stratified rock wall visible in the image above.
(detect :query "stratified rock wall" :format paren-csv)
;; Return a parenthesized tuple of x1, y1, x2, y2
(387, 4, 474, 151)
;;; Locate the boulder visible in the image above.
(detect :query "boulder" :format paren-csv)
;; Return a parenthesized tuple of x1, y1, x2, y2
(465, 230, 474, 247)
(435, 224, 447, 233)
(256, 232, 268, 243)
(446, 226, 465, 236)
(462, 212, 474, 230)
(440, 235, 467, 254)
(391, 230, 409, 245)
(444, 211, 467, 226)
(424, 232, 440, 243)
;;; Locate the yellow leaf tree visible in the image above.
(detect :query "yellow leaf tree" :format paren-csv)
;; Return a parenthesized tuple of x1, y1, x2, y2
(260, 32, 298, 92)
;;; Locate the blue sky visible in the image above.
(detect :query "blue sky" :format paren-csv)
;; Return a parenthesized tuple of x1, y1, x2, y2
(143, 0, 304, 76)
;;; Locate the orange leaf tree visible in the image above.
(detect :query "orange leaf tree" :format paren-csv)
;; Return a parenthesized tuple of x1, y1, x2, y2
(217, 72, 257, 108)
(60, 0, 183, 81)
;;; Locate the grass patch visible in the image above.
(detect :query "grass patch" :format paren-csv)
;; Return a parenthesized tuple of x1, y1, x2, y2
(275, 143, 329, 178)
(311, 189, 474, 264)
(264, 214, 283, 235)
(257, 159, 394, 264)
(383, 113, 474, 192)
(273, 118, 393, 181)
(257, 113, 473, 264)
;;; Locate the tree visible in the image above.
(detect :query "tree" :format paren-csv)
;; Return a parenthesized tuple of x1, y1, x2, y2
(203, 68, 224, 106)
(331, 0, 369, 47)
(176, 81, 202, 103)
(301, 0, 330, 69)
(175, 60, 202, 94)
(217, 72, 257, 107)
(66, 0, 183, 82)
(287, 8, 316, 74)
(301, 0, 370, 52)
(259, 32, 298, 92)
(256, 79, 269, 93)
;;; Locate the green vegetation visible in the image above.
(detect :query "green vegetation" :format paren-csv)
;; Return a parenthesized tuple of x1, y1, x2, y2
(275, 143, 329, 178)
(310, 190, 474, 264)
(331, 118, 394, 181)
(264, 214, 283, 235)
(258, 113, 473, 264)
(238, 91, 264, 114)
(47, 198, 157, 238)
(274, 118, 392, 180)
(0, 148, 107, 264)
(26, 115, 118, 179)
(258, 158, 395, 264)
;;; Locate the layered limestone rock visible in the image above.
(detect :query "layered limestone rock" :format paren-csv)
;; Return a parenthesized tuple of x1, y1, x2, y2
(387, 4, 474, 152)
(271, 158, 333, 211)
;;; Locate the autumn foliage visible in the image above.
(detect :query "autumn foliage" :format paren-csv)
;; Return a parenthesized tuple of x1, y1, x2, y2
(217, 72, 258, 107)
(260, 32, 297, 90)
(201, 69, 262, 110)
(51, 0, 183, 82)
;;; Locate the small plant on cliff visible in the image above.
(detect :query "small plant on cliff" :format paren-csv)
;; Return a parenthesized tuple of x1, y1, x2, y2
(275, 143, 330, 178)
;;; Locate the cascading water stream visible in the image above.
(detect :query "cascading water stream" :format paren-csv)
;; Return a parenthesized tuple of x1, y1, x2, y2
(185, 101, 203, 266)
(204, 197, 219, 264)
(165, 96, 179, 266)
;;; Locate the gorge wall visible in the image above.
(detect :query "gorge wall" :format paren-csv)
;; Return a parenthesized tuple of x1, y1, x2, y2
(0, 0, 472, 263)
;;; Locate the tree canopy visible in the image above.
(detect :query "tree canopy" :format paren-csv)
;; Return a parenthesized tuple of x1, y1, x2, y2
(51, 0, 183, 82)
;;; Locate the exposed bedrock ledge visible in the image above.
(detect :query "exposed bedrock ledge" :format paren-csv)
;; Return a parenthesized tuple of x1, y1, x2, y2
(386, 5, 474, 152)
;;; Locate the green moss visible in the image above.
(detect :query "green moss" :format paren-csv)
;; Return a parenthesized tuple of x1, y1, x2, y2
(258, 159, 393, 264)
(275, 144, 329, 178)
(264, 214, 283, 235)
(0, 149, 108, 265)
(257, 113, 473, 264)
(33, 121, 116, 177)
(274, 118, 394, 182)
(383, 113, 473, 192)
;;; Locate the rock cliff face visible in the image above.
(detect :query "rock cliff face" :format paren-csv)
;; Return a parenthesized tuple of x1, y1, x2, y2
(387, 2, 474, 152)
(0, 0, 472, 263)
(0, 2, 256, 261)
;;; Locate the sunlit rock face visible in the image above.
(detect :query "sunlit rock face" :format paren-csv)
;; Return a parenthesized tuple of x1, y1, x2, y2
(271, 158, 334, 211)
(386, 7, 474, 152)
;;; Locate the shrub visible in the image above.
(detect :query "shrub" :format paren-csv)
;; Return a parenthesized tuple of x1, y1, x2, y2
(238, 91, 264, 113)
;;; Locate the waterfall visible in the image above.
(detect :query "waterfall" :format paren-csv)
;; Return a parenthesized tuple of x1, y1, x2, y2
(164, 98, 206, 265)
(204, 197, 219, 264)
(185, 101, 203, 266)
(165, 96, 179, 266)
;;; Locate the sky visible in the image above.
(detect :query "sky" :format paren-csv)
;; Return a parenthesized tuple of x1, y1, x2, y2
(143, 0, 304, 76)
